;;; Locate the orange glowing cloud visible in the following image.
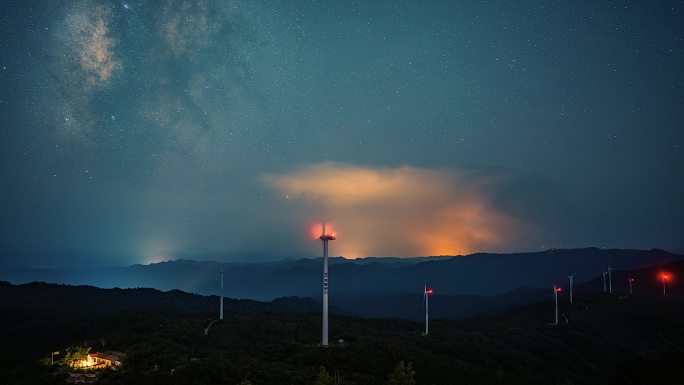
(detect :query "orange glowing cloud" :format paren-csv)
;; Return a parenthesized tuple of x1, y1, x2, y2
(263, 163, 538, 258)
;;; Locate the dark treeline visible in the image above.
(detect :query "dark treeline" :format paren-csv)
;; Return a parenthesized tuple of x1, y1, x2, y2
(0, 259, 683, 384)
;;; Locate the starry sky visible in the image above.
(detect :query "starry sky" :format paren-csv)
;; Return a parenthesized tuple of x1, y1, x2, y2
(0, 0, 682, 267)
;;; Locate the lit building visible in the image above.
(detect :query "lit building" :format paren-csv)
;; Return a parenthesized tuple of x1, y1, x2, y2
(86, 352, 122, 368)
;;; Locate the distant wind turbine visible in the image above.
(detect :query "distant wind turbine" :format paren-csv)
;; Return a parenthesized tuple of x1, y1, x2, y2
(568, 273, 575, 304)
(319, 223, 336, 347)
(661, 273, 670, 297)
(423, 283, 433, 335)
(553, 285, 562, 326)
(219, 269, 224, 320)
(628, 277, 635, 295)
(608, 266, 613, 294)
(602, 270, 607, 293)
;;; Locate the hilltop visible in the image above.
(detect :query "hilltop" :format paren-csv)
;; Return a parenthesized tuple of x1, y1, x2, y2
(0, 259, 682, 384)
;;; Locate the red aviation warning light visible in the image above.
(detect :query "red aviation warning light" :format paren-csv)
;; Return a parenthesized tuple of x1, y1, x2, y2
(660, 272, 671, 297)
(425, 289, 434, 295)
(555, 287, 563, 292)
(314, 223, 337, 240)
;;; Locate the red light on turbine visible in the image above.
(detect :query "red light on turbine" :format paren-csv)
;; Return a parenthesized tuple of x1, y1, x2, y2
(661, 272, 671, 281)
(425, 289, 434, 295)
(311, 223, 337, 240)
(555, 287, 563, 292)
(629, 278, 635, 282)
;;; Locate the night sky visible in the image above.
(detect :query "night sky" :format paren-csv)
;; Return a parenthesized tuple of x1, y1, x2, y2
(1, 0, 682, 267)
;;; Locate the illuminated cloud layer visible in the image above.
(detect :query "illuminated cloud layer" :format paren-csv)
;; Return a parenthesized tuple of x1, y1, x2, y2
(264, 163, 541, 257)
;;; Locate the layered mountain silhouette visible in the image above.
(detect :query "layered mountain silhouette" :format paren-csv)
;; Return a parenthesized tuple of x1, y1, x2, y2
(1, 248, 681, 320)
(2, 260, 683, 385)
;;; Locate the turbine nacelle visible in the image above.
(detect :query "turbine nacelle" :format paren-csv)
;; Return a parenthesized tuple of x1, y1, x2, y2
(319, 223, 337, 241)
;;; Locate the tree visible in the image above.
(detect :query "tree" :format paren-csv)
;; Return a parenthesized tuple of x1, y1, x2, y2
(315, 366, 334, 385)
(59, 346, 91, 367)
(387, 361, 416, 385)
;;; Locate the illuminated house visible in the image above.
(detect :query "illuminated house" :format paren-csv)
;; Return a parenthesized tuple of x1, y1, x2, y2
(86, 352, 122, 368)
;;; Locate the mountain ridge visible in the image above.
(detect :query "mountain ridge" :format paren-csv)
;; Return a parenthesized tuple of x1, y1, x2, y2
(1, 248, 681, 302)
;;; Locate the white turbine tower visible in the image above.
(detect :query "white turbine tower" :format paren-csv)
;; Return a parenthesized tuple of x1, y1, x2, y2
(608, 266, 613, 294)
(219, 269, 224, 320)
(568, 273, 575, 304)
(661, 273, 670, 297)
(423, 283, 433, 335)
(628, 277, 635, 295)
(553, 285, 562, 326)
(319, 223, 336, 347)
(602, 270, 607, 293)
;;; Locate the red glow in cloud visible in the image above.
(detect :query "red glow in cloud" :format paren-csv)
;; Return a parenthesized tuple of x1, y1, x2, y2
(264, 163, 537, 258)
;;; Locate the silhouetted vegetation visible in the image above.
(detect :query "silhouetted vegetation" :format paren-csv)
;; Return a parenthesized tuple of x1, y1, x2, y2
(59, 346, 91, 367)
(0, 259, 683, 384)
(387, 361, 416, 385)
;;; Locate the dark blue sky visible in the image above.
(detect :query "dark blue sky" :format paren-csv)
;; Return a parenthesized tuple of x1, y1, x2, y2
(0, 0, 682, 267)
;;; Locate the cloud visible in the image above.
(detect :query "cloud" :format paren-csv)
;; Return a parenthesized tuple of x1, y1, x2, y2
(263, 163, 561, 257)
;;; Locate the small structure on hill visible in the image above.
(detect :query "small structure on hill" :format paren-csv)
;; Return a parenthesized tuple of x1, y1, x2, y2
(85, 352, 122, 368)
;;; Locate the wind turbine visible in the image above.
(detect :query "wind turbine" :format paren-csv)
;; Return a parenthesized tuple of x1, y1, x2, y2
(319, 223, 336, 347)
(568, 273, 575, 304)
(602, 270, 607, 293)
(628, 277, 635, 295)
(423, 283, 433, 335)
(661, 273, 670, 297)
(219, 269, 224, 320)
(553, 285, 562, 326)
(608, 266, 613, 294)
